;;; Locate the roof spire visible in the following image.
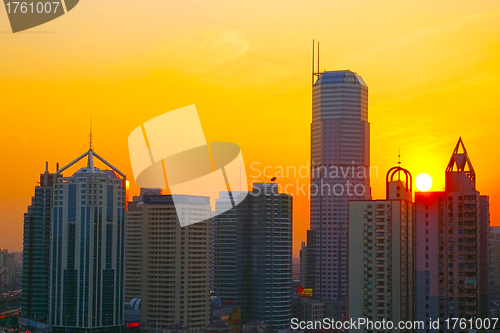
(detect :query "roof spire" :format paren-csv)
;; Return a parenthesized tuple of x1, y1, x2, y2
(446, 137, 475, 188)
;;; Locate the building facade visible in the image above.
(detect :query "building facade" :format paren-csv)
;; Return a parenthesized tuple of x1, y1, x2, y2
(126, 194, 211, 332)
(213, 184, 293, 332)
(48, 150, 126, 333)
(124, 188, 162, 302)
(348, 167, 414, 332)
(415, 138, 490, 331)
(212, 192, 242, 306)
(21, 163, 56, 323)
(308, 70, 371, 306)
(490, 227, 500, 298)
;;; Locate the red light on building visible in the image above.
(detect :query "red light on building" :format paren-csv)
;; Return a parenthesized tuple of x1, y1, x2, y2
(126, 322, 140, 328)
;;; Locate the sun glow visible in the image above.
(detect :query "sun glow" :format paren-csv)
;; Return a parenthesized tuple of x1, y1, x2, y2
(415, 173, 433, 191)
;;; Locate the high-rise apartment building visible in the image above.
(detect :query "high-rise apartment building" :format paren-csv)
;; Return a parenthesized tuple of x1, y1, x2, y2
(124, 188, 161, 302)
(213, 183, 293, 332)
(348, 167, 414, 332)
(490, 227, 500, 297)
(309, 70, 371, 304)
(21, 164, 55, 323)
(48, 149, 126, 333)
(415, 138, 490, 331)
(126, 194, 211, 332)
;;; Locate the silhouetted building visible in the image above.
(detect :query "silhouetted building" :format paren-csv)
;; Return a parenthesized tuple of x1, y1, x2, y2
(348, 167, 414, 331)
(21, 163, 55, 323)
(415, 138, 490, 331)
(213, 183, 292, 332)
(213, 192, 245, 305)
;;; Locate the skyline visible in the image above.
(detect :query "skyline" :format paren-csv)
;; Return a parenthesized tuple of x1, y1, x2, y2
(2, 0, 500, 256)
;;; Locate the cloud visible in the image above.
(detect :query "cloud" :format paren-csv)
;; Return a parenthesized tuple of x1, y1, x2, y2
(155, 26, 250, 72)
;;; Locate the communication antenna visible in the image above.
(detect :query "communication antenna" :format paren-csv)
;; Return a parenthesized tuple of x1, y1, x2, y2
(317, 40, 319, 77)
(89, 116, 93, 151)
(312, 39, 321, 86)
(312, 39, 315, 86)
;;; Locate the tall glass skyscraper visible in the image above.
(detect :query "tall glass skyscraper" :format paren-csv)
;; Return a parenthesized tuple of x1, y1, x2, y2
(309, 70, 371, 305)
(213, 184, 292, 332)
(22, 164, 55, 324)
(48, 149, 126, 333)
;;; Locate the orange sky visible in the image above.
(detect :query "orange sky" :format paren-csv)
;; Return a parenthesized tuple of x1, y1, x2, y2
(1, 0, 500, 256)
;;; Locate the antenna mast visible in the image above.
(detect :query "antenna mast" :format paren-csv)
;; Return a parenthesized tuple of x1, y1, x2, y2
(312, 39, 315, 86)
(317, 41, 319, 76)
(312, 40, 321, 85)
(90, 116, 93, 151)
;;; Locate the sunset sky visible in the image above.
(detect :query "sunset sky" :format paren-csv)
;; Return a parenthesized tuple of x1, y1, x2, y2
(1, 0, 500, 256)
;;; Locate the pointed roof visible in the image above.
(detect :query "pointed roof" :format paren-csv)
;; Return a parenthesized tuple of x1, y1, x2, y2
(55, 149, 125, 178)
(446, 137, 475, 187)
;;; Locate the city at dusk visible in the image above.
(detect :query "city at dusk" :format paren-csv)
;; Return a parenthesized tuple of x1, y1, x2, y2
(1, 1, 500, 332)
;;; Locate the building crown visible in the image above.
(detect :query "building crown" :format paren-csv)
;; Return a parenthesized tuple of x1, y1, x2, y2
(446, 137, 475, 188)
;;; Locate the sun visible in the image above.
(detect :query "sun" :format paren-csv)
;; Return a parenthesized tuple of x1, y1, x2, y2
(415, 173, 433, 191)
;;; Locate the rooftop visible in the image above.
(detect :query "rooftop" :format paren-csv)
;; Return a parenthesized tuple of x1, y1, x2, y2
(315, 70, 367, 87)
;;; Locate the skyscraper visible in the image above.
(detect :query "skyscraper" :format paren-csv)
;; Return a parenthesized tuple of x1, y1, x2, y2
(124, 188, 162, 302)
(126, 193, 211, 332)
(21, 163, 56, 324)
(309, 70, 371, 304)
(415, 138, 490, 330)
(490, 227, 500, 297)
(213, 192, 241, 305)
(48, 149, 126, 333)
(213, 183, 293, 332)
(348, 167, 414, 331)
